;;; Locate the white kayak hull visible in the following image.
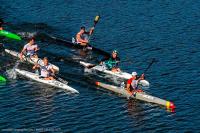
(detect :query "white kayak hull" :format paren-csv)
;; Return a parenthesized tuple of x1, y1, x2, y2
(80, 61, 132, 80)
(15, 69, 79, 93)
(95, 81, 175, 109)
(5, 49, 59, 72)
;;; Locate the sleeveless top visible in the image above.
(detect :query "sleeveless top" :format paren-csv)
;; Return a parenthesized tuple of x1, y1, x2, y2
(23, 43, 38, 56)
(40, 64, 53, 78)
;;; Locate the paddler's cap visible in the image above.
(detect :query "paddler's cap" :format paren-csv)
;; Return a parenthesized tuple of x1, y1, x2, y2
(132, 72, 137, 76)
(112, 50, 118, 54)
(81, 26, 86, 30)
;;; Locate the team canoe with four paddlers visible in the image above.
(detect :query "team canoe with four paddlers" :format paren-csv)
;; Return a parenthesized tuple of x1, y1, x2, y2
(0, 17, 175, 110)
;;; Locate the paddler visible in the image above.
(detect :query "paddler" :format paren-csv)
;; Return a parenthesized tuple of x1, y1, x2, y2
(20, 37, 39, 60)
(100, 50, 121, 72)
(0, 18, 4, 30)
(126, 72, 145, 94)
(33, 57, 55, 80)
(76, 26, 94, 46)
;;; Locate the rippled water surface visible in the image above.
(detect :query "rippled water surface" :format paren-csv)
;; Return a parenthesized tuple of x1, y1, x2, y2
(1, 0, 200, 132)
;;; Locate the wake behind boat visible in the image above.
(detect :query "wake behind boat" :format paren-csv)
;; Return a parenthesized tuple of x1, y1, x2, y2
(5, 49, 59, 72)
(95, 81, 175, 110)
(15, 69, 79, 93)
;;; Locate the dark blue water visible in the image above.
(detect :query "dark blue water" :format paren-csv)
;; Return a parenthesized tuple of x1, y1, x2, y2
(1, 0, 200, 132)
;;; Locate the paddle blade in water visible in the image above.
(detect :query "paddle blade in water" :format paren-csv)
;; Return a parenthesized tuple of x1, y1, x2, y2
(0, 30, 21, 41)
(0, 75, 6, 82)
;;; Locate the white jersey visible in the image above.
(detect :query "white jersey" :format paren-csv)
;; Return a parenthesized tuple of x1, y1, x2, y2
(23, 43, 38, 56)
(39, 63, 53, 78)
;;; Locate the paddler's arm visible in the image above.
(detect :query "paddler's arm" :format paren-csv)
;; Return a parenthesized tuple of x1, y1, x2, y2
(100, 56, 109, 65)
(116, 57, 120, 66)
(50, 67, 55, 75)
(20, 47, 26, 60)
(126, 83, 135, 95)
(32, 64, 39, 70)
(84, 27, 94, 35)
(48, 65, 55, 76)
(138, 73, 145, 80)
(89, 27, 95, 35)
(35, 45, 39, 52)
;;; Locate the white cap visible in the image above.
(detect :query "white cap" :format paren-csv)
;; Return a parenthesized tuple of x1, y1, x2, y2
(131, 72, 137, 76)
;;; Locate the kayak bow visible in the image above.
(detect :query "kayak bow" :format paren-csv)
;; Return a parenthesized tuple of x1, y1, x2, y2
(0, 75, 6, 82)
(0, 30, 21, 41)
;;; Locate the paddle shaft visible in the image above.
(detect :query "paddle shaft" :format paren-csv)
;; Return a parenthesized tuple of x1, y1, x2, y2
(143, 58, 156, 74)
(88, 15, 100, 42)
(135, 59, 156, 90)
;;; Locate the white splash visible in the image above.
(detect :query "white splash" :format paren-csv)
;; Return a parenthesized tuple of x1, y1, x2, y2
(17, 32, 37, 38)
(5, 61, 20, 79)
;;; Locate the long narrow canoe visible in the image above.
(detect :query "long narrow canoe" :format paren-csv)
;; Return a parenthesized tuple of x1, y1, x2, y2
(15, 69, 79, 93)
(5, 49, 59, 72)
(95, 81, 175, 110)
(0, 75, 6, 82)
(80, 61, 133, 80)
(0, 30, 21, 40)
(40, 34, 110, 57)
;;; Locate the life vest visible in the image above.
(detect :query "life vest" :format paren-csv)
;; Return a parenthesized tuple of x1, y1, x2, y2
(105, 58, 119, 69)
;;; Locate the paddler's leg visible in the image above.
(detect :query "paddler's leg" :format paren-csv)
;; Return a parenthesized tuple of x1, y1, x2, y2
(30, 54, 38, 59)
(111, 67, 121, 72)
(125, 83, 133, 94)
(44, 76, 54, 80)
(79, 42, 88, 46)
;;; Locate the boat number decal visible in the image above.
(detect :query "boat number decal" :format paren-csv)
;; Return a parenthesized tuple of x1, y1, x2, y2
(52, 81, 64, 87)
(54, 81, 60, 86)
